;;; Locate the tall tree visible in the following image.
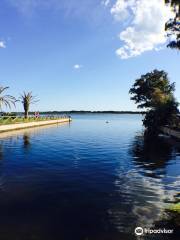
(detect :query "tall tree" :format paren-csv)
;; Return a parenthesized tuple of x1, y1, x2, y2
(129, 70, 179, 134)
(19, 92, 38, 119)
(0, 86, 16, 110)
(165, 0, 180, 49)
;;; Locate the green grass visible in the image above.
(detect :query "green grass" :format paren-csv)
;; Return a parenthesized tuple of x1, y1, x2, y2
(167, 203, 180, 213)
(0, 117, 67, 125)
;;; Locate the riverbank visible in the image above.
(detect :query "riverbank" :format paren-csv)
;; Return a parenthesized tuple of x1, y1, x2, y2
(0, 117, 71, 133)
(161, 127, 180, 139)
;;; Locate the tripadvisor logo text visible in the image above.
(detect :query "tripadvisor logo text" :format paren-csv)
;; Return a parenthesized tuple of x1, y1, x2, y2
(134, 227, 173, 236)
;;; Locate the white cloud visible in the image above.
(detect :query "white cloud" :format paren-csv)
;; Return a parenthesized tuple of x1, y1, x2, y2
(73, 64, 83, 69)
(110, 0, 134, 21)
(0, 41, 6, 48)
(110, 0, 175, 59)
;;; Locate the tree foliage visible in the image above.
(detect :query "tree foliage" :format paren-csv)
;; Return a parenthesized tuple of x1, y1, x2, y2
(130, 70, 179, 134)
(165, 0, 180, 50)
(19, 92, 38, 119)
(0, 86, 16, 110)
(129, 70, 175, 109)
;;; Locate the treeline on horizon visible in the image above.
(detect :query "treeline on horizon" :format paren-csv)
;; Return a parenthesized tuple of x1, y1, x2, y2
(2, 110, 146, 115)
(41, 111, 146, 114)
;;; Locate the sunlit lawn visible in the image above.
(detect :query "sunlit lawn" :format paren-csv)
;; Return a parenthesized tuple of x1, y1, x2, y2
(0, 116, 65, 125)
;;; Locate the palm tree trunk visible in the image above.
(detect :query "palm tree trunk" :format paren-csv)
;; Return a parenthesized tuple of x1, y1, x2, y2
(24, 109, 28, 119)
(23, 101, 29, 119)
(24, 104, 29, 119)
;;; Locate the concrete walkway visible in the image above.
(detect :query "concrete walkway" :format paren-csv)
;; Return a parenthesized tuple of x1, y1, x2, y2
(0, 118, 71, 133)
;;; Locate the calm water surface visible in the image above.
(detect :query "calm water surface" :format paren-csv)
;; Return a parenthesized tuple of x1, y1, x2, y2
(0, 114, 179, 240)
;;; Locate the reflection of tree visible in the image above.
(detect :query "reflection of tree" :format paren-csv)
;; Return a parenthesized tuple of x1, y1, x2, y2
(130, 133, 176, 172)
(0, 143, 3, 161)
(23, 133, 31, 149)
(110, 132, 180, 237)
(0, 142, 4, 192)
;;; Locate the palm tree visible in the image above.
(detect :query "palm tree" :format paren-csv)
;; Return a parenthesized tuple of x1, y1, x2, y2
(19, 92, 38, 119)
(0, 86, 16, 110)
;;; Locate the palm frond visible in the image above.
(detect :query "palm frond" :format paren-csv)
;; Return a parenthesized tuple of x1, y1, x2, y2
(0, 86, 16, 110)
(19, 91, 39, 117)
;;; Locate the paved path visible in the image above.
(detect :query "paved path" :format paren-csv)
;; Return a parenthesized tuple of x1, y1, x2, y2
(0, 118, 71, 133)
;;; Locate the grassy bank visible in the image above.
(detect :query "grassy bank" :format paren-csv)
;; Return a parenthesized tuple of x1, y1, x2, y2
(0, 116, 68, 125)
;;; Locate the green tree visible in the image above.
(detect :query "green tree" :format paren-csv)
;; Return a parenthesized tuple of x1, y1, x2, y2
(19, 92, 38, 119)
(0, 86, 16, 110)
(129, 70, 179, 134)
(165, 0, 180, 50)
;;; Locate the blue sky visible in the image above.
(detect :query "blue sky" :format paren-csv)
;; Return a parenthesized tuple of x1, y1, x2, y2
(0, 0, 179, 111)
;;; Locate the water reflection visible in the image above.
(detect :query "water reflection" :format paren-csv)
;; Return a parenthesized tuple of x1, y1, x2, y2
(131, 134, 175, 172)
(109, 132, 180, 238)
(0, 143, 3, 161)
(0, 116, 179, 240)
(130, 133, 180, 238)
(23, 133, 31, 150)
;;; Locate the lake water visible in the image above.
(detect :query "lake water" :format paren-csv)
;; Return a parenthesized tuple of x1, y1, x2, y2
(0, 114, 179, 240)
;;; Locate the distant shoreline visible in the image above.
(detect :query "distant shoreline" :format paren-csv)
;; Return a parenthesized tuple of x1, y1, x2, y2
(3, 111, 145, 115)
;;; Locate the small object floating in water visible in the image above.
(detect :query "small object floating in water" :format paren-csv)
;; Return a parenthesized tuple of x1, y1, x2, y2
(106, 121, 109, 123)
